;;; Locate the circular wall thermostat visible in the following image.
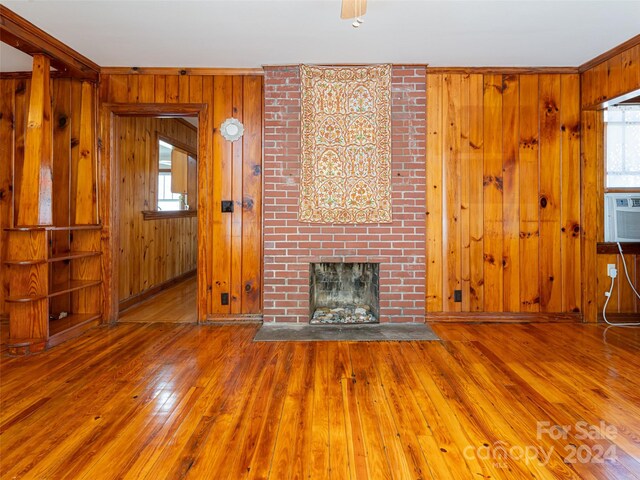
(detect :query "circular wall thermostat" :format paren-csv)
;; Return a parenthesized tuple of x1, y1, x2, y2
(220, 117, 244, 142)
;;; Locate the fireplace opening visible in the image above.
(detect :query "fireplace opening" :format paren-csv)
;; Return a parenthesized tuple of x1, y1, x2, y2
(309, 263, 380, 324)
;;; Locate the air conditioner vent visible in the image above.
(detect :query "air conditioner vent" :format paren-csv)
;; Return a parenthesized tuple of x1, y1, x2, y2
(617, 211, 640, 238)
(605, 193, 640, 242)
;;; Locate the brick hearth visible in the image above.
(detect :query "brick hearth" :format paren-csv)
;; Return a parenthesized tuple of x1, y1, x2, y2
(263, 65, 426, 323)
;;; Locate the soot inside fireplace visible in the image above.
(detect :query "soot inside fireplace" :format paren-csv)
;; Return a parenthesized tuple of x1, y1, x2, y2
(309, 263, 380, 324)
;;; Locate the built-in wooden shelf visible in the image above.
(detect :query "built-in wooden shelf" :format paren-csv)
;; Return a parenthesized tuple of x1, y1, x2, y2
(4, 251, 101, 265)
(49, 279, 102, 298)
(6, 223, 102, 353)
(49, 313, 101, 337)
(5, 224, 102, 232)
(597, 242, 640, 254)
(5, 279, 101, 303)
(5, 295, 47, 303)
(4, 258, 47, 265)
(49, 251, 101, 263)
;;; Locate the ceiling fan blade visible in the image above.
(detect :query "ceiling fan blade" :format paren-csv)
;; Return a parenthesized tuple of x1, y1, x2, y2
(341, 0, 367, 19)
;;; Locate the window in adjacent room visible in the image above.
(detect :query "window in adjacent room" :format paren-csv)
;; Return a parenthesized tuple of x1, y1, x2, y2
(605, 105, 640, 189)
(157, 139, 196, 211)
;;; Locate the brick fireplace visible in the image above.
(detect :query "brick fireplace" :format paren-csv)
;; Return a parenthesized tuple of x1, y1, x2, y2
(263, 65, 426, 323)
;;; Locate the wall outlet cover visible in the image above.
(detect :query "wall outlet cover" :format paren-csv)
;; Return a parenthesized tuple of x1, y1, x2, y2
(221, 200, 234, 213)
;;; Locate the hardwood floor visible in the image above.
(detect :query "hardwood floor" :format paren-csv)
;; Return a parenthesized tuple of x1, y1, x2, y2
(0, 321, 7, 354)
(118, 276, 197, 323)
(1, 322, 639, 479)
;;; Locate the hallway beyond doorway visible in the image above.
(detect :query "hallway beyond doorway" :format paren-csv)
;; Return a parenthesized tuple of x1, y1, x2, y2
(119, 276, 197, 323)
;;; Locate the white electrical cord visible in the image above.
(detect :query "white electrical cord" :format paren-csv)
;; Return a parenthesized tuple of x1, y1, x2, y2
(617, 242, 640, 299)
(602, 242, 640, 327)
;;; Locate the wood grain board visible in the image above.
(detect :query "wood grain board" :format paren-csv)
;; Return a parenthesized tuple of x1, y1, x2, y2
(4, 62, 101, 354)
(426, 73, 582, 315)
(3, 40, 638, 327)
(581, 41, 640, 109)
(580, 40, 640, 321)
(16, 54, 52, 226)
(0, 76, 100, 326)
(116, 116, 198, 304)
(1, 322, 639, 478)
(596, 253, 640, 316)
(0, 5, 100, 82)
(100, 73, 263, 322)
(119, 276, 197, 323)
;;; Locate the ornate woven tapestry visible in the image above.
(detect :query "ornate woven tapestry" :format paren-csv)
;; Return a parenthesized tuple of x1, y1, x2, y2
(299, 64, 392, 224)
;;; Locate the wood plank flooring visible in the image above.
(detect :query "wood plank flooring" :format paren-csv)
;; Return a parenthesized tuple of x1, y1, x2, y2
(118, 276, 197, 323)
(0, 321, 7, 354)
(1, 321, 639, 479)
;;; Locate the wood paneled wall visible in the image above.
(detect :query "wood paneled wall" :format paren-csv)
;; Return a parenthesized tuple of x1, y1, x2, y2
(426, 73, 581, 315)
(100, 73, 262, 321)
(581, 41, 640, 321)
(581, 110, 604, 321)
(117, 117, 197, 303)
(596, 253, 640, 316)
(581, 42, 640, 109)
(0, 77, 97, 318)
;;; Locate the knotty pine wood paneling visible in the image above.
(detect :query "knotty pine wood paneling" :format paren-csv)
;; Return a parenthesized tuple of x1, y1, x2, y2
(582, 42, 640, 109)
(581, 42, 640, 321)
(17, 55, 52, 226)
(0, 77, 97, 319)
(117, 117, 197, 304)
(596, 253, 640, 316)
(581, 110, 604, 322)
(100, 74, 262, 320)
(0, 79, 15, 319)
(426, 73, 581, 314)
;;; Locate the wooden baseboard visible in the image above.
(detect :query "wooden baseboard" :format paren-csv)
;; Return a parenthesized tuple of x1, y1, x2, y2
(119, 270, 196, 312)
(204, 314, 263, 324)
(426, 312, 583, 323)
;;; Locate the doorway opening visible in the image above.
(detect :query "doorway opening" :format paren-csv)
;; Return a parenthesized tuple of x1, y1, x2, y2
(115, 115, 199, 323)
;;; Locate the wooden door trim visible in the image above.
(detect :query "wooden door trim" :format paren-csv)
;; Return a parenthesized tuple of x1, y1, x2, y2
(100, 102, 209, 323)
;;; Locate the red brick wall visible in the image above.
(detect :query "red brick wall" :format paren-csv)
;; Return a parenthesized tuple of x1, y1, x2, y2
(263, 65, 426, 323)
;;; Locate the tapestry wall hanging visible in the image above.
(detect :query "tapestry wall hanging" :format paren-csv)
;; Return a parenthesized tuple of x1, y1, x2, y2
(299, 64, 392, 224)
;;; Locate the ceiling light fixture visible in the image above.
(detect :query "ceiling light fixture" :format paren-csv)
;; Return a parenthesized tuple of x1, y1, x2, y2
(341, 0, 367, 28)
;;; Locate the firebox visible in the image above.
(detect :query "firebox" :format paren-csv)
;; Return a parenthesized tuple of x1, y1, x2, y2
(309, 263, 380, 324)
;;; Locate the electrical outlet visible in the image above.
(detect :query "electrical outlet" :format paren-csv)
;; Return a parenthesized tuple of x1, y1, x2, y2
(454, 290, 462, 302)
(221, 200, 234, 213)
(221, 293, 229, 305)
(607, 264, 617, 278)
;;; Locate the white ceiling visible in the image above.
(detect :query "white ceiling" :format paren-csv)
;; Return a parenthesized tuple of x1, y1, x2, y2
(0, 42, 36, 71)
(183, 117, 199, 128)
(2, 1, 640, 70)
